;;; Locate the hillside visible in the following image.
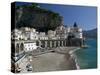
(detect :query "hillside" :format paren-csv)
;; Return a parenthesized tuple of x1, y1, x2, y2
(83, 28, 97, 38)
(14, 4, 62, 32)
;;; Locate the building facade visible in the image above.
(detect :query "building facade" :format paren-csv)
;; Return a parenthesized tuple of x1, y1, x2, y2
(24, 42, 37, 52)
(11, 23, 83, 52)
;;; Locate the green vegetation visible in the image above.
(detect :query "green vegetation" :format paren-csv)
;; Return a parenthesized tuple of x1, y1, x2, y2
(15, 3, 62, 32)
(16, 3, 60, 20)
(16, 3, 39, 9)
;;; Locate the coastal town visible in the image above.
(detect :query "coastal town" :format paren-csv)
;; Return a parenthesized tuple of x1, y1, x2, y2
(11, 22, 84, 73)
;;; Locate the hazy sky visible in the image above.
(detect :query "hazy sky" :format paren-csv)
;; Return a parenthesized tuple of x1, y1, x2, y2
(16, 2, 97, 30)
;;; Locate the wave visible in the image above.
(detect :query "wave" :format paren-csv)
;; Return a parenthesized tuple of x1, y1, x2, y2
(68, 48, 80, 69)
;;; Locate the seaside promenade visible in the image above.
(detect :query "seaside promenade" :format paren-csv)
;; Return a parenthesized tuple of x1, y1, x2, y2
(27, 47, 80, 72)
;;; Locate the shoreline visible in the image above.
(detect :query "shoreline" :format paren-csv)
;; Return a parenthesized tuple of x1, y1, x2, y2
(29, 47, 80, 72)
(68, 48, 80, 69)
(54, 47, 81, 70)
(15, 47, 81, 73)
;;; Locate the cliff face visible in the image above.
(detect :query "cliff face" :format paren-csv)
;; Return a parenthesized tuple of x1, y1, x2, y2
(15, 6, 62, 32)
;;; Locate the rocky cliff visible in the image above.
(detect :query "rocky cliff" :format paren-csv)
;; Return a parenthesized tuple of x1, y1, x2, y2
(15, 4, 62, 32)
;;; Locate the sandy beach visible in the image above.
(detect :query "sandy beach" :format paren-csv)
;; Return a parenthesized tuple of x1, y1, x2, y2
(29, 47, 79, 72)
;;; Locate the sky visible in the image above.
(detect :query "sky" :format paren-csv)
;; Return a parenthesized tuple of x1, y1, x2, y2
(16, 2, 97, 30)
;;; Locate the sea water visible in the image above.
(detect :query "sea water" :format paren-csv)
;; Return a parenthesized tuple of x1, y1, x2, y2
(75, 39, 97, 69)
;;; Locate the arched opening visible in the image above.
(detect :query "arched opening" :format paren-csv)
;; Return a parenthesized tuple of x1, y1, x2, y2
(60, 40, 62, 46)
(20, 43, 24, 51)
(41, 41, 45, 48)
(56, 41, 58, 47)
(16, 44, 19, 54)
(47, 40, 50, 47)
(67, 33, 75, 46)
(36, 41, 39, 46)
(52, 41, 54, 48)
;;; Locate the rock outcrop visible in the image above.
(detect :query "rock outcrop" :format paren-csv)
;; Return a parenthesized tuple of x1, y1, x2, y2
(15, 4, 62, 32)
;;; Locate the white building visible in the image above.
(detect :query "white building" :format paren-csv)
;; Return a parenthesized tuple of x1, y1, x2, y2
(24, 42, 37, 52)
(20, 27, 31, 32)
(39, 32, 48, 40)
(11, 29, 23, 40)
(55, 25, 68, 39)
(30, 28, 38, 40)
(12, 23, 83, 41)
(69, 26, 83, 39)
(19, 27, 38, 40)
(48, 30, 56, 39)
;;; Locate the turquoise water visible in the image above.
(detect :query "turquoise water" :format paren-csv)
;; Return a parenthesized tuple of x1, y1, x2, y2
(75, 39, 97, 69)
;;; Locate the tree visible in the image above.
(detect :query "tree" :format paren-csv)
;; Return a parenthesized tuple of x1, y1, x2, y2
(31, 3, 39, 8)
